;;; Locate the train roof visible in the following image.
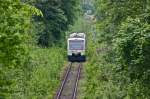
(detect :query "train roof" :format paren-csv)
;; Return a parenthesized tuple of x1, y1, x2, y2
(69, 33, 86, 38)
(68, 37, 85, 41)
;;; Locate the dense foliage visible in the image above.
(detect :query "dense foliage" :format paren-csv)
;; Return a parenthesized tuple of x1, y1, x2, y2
(0, 1, 39, 98)
(0, 0, 79, 99)
(25, 47, 65, 99)
(82, 0, 150, 99)
(114, 17, 150, 98)
(33, 0, 80, 47)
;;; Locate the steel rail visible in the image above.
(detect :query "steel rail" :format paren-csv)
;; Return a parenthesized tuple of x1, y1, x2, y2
(56, 63, 72, 99)
(55, 63, 82, 99)
(72, 63, 82, 99)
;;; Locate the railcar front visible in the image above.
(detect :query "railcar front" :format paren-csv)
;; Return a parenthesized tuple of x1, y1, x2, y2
(67, 38, 86, 62)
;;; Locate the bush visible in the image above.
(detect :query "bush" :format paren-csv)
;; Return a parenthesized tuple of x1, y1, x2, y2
(25, 47, 65, 99)
(114, 17, 150, 98)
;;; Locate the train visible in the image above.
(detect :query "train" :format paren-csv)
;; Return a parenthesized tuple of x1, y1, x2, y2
(67, 33, 86, 62)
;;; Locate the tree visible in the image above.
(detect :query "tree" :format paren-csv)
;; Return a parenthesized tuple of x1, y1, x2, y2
(0, 0, 39, 98)
(34, 0, 80, 47)
(94, 0, 150, 98)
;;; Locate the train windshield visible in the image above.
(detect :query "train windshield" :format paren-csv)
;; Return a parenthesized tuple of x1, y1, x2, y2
(69, 40, 84, 50)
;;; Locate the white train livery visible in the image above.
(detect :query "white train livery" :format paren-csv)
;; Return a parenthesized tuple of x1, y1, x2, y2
(67, 33, 86, 62)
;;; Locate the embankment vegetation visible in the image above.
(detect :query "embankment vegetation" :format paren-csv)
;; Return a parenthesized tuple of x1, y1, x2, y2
(82, 0, 150, 99)
(0, 0, 79, 98)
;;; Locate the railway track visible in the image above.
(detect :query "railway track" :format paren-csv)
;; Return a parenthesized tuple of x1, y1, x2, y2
(55, 63, 82, 99)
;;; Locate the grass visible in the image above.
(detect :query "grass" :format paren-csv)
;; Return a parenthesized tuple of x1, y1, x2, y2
(23, 47, 65, 99)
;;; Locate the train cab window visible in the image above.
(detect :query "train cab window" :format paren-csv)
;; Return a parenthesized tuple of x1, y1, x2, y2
(69, 40, 84, 50)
